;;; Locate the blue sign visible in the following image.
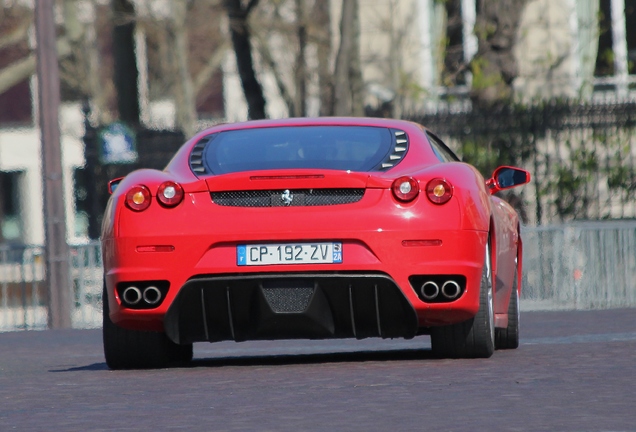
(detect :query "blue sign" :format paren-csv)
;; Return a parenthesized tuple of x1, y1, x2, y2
(99, 122, 138, 164)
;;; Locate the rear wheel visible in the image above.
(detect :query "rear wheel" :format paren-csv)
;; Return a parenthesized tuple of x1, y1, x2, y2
(102, 283, 193, 369)
(430, 243, 495, 359)
(495, 268, 520, 349)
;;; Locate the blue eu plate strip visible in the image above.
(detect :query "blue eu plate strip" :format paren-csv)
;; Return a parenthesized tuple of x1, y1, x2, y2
(237, 245, 247, 266)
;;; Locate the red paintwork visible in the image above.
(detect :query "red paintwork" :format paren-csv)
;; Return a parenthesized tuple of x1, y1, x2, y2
(101, 117, 530, 333)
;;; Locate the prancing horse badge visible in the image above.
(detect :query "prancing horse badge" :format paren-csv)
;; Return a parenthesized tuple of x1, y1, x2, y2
(281, 189, 293, 206)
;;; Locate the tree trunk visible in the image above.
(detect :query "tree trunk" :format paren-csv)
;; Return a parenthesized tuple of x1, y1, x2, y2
(0, 173, 5, 243)
(294, 0, 307, 117)
(83, 18, 112, 124)
(224, 0, 266, 120)
(471, 0, 528, 107)
(333, 0, 364, 116)
(313, 0, 333, 116)
(169, 0, 197, 137)
(442, 0, 467, 87)
(388, 1, 401, 118)
(112, 0, 140, 125)
(348, 0, 364, 117)
(64, 0, 112, 124)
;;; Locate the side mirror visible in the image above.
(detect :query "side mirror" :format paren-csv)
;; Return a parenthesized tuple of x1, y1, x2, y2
(108, 177, 124, 194)
(486, 166, 531, 194)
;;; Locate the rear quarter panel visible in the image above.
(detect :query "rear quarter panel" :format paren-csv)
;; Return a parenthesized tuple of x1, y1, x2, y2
(407, 160, 519, 317)
(490, 196, 520, 315)
(406, 162, 492, 233)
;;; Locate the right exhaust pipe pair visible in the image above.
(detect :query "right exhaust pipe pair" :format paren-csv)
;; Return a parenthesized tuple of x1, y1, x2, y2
(420, 280, 461, 301)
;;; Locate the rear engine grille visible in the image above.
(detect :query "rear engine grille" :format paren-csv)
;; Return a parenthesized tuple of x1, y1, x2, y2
(211, 189, 365, 207)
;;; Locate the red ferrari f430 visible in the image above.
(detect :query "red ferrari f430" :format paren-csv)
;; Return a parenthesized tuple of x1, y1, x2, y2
(101, 117, 530, 369)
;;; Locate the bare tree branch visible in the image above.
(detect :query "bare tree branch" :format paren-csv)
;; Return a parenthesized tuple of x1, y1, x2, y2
(0, 18, 29, 50)
(0, 38, 71, 96)
(245, 0, 260, 15)
(193, 40, 230, 94)
(253, 32, 294, 116)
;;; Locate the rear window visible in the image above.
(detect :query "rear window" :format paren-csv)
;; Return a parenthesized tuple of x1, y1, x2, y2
(201, 126, 393, 174)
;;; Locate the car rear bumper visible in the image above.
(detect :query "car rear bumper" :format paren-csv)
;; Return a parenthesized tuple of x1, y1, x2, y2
(104, 227, 488, 337)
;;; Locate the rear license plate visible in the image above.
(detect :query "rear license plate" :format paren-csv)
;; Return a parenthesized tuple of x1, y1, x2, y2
(237, 242, 342, 266)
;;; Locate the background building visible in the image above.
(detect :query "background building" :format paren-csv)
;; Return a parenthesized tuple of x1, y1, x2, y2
(0, 0, 634, 245)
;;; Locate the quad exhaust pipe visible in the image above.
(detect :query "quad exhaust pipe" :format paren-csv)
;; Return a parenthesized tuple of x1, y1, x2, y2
(142, 286, 162, 305)
(441, 280, 461, 300)
(419, 279, 463, 301)
(420, 281, 439, 300)
(122, 285, 163, 307)
(122, 286, 142, 305)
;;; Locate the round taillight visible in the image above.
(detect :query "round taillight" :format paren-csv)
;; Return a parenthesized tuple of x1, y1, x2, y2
(125, 185, 151, 211)
(426, 178, 453, 204)
(391, 176, 419, 202)
(157, 181, 184, 207)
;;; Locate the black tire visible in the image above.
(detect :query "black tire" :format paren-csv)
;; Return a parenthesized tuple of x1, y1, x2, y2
(495, 269, 520, 350)
(430, 244, 495, 359)
(102, 283, 193, 369)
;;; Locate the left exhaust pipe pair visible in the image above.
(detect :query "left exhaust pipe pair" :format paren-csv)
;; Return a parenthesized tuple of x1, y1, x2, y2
(122, 286, 162, 306)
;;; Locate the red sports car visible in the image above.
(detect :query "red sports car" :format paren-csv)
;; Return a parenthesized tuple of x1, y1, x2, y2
(101, 117, 530, 369)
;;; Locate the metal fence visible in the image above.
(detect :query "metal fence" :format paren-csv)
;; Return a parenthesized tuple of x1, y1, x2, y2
(0, 243, 102, 331)
(521, 221, 636, 311)
(1, 222, 635, 332)
(408, 101, 636, 226)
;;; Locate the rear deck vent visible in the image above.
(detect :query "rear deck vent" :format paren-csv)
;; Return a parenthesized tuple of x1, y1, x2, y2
(189, 138, 209, 175)
(379, 129, 409, 170)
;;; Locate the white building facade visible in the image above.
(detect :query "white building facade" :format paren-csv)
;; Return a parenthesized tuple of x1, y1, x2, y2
(1, 0, 635, 245)
(0, 104, 87, 245)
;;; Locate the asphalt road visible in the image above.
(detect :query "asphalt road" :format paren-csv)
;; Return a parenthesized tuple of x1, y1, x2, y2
(0, 309, 634, 431)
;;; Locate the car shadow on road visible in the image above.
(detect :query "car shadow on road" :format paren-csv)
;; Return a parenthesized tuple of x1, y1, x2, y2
(49, 348, 436, 372)
(49, 363, 109, 372)
(190, 348, 435, 368)
(188, 349, 435, 367)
